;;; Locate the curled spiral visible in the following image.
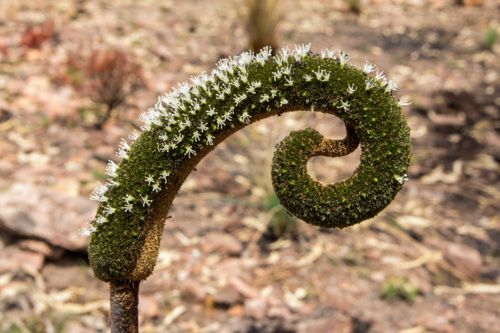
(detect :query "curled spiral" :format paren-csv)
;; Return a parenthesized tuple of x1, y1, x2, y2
(86, 45, 412, 282)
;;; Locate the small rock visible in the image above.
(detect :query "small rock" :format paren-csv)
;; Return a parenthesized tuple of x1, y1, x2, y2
(408, 270, 432, 294)
(240, 257, 259, 269)
(179, 279, 206, 303)
(213, 259, 241, 278)
(0, 183, 97, 251)
(200, 231, 243, 255)
(369, 271, 386, 282)
(426, 315, 454, 333)
(41, 264, 92, 290)
(0, 160, 15, 178)
(297, 316, 352, 333)
(243, 298, 267, 320)
(79, 314, 108, 332)
(0, 257, 14, 273)
(18, 239, 64, 260)
(365, 249, 382, 260)
(93, 145, 116, 162)
(195, 168, 242, 194)
(5, 79, 24, 95)
(266, 296, 282, 307)
(177, 321, 193, 331)
(267, 305, 291, 318)
(445, 243, 483, 279)
(104, 125, 129, 144)
(227, 304, 244, 317)
(222, 216, 243, 233)
(138, 295, 159, 318)
(13, 250, 45, 271)
(0, 250, 44, 273)
(51, 177, 81, 196)
(228, 277, 258, 299)
(213, 284, 241, 306)
(296, 303, 316, 315)
(220, 204, 235, 215)
(461, 0, 484, 6)
(61, 321, 94, 333)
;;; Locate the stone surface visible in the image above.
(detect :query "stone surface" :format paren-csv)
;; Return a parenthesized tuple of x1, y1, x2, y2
(267, 305, 291, 318)
(93, 145, 116, 162)
(41, 264, 94, 291)
(51, 178, 81, 197)
(228, 277, 258, 299)
(61, 321, 95, 333)
(79, 314, 108, 332)
(18, 239, 65, 260)
(408, 269, 433, 294)
(445, 243, 483, 279)
(195, 167, 242, 194)
(138, 295, 159, 318)
(0, 250, 44, 273)
(200, 231, 243, 255)
(179, 279, 206, 303)
(0, 259, 13, 274)
(243, 298, 267, 320)
(227, 304, 244, 317)
(296, 316, 353, 333)
(213, 258, 242, 278)
(0, 183, 98, 251)
(213, 284, 241, 306)
(222, 216, 243, 233)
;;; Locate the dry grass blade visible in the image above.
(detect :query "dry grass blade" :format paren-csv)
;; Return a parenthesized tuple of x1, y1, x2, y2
(434, 282, 500, 295)
(162, 305, 186, 327)
(395, 250, 443, 270)
(294, 241, 324, 267)
(398, 326, 426, 333)
(51, 300, 110, 314)
(239, 0, 285, 53)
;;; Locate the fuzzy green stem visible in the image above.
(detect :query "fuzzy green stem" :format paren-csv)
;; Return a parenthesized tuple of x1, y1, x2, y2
(88, 44, 411, 283)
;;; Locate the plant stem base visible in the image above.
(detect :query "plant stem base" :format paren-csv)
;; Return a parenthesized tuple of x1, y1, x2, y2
(110, 279, 140, 333)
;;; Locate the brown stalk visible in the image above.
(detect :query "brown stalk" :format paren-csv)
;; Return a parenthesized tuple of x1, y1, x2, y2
(110, 279, 140, 333)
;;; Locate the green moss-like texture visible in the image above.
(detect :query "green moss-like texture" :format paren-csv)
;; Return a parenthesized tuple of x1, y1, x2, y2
(87, 45, 412, 282)
(272, 126, 407, 228)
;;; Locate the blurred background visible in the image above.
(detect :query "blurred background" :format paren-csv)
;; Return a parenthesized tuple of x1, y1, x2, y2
(0, 0, 499, 332)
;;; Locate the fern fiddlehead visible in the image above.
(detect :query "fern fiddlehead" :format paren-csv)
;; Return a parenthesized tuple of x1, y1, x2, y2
(84, 44, 412, 284)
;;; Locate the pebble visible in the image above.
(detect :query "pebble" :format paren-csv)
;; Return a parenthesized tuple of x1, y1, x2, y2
(243, 298, 267, 320)
(213, 284, 241, 306)
(222, 216, 243, 233)
(179, 279, 206, 303)
(18, 239, 64, 260)
(227, 304, 244, 317)
(61, 321, 94, 333)
(445, 243, 483, 279)
(213, 258, 242, 278)
(296, 316, 352, 333)
(138, 295, 159, 318)
(267, 305, 291, 319)
(228, 277, 258, 299)
(0, 250, 44, 273)
(200, 231, 243, 255)
(0, 183, 97, 251)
